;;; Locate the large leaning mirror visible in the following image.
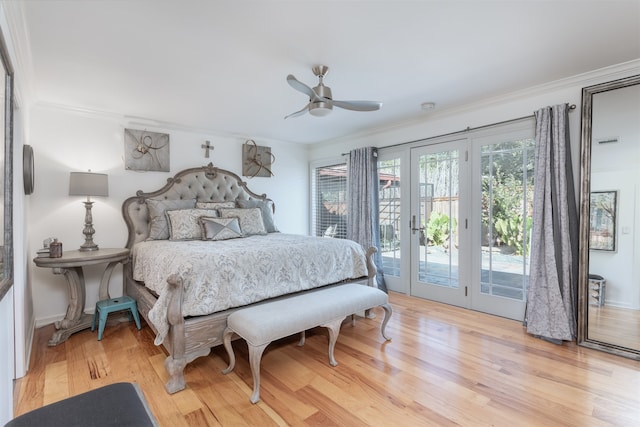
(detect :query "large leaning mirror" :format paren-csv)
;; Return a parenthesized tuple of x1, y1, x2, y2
(0, 28, 14, 302)
(578, 74, 640, 359)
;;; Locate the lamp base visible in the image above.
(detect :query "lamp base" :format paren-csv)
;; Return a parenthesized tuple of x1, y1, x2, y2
(79, 243, 99, 252)
(79, 200, 100, 252)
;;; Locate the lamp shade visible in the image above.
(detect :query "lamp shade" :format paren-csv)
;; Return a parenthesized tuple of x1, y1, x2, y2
(69, 172, 109, 197)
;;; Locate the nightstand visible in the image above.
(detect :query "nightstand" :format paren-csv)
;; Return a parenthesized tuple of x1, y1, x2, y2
(33, 248, 130, 346)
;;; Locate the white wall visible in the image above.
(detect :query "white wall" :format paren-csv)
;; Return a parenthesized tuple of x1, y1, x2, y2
(27, 104, 309, 326)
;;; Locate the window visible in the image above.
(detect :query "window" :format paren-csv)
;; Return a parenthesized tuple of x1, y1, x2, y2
(311, 163, 347, 238)
(311, 158, 402, 278)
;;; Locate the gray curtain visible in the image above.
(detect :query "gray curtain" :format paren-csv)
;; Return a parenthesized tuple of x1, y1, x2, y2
(525, 104, 579, 342)
(347, 147, 387, 292)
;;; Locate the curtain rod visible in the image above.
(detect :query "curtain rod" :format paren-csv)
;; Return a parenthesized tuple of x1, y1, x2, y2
(342, 103, 576, 155)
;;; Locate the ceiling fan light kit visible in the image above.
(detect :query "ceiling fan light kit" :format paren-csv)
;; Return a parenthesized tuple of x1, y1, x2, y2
(309, 103, 333, 116)
(285, 65, 382, 119)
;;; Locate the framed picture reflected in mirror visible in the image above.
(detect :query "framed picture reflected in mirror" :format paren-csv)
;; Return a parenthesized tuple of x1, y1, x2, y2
(589, 190, 617, 252)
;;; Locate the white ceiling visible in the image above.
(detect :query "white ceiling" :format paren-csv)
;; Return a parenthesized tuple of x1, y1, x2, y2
(17, 0, 640, 144)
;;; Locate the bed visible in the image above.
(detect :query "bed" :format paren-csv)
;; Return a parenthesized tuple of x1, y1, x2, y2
(121, 163, 377, 393)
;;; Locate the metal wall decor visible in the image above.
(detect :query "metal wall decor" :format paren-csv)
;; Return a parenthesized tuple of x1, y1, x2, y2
(23, 144, 34, 195)
(242, 139, 274, 178)
(124, 128, 170, 172)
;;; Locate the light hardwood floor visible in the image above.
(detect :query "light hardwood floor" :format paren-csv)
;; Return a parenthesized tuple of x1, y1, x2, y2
(14, 292, 640, 426)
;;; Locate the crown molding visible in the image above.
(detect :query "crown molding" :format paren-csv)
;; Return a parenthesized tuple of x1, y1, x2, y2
(33, 100, 298, 147)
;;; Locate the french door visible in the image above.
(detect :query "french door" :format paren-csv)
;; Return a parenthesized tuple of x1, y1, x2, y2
(405, 127, 534, 320)
(410, 141, 469, 307)
(469, 132, 534, 320)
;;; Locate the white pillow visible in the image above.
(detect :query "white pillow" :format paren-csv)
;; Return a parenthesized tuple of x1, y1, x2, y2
(236, 199, 278, 233)
(146, 198, 196, 240)
(218, 208, 266, 236)
(196, 201, 236, 210)
(166, 209, 219, 240)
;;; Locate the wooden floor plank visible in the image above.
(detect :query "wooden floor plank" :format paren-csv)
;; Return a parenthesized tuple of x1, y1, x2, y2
(13, 292, 640, 426)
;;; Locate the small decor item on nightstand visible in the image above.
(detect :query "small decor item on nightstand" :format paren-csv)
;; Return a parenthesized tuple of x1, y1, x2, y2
(49, 239, 62, 258)
(69, 171, 109, 251)
(36, 237, 56, 258)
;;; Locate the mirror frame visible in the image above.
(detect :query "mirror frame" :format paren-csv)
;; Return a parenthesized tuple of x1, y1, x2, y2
(577, 74, 640, 360)
(0, 28, 14, 301)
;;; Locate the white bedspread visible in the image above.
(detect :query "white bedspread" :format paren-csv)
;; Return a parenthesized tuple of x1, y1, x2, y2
(131, 233, 368, 344)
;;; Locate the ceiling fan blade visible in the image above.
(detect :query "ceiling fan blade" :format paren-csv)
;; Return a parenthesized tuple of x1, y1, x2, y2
(284, 103, 310, 119)
(287, 74, 323, 102)
(333, 100, 382, 112)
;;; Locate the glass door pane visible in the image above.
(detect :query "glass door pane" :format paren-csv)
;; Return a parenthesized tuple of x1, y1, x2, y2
(410, 141, 468, 307)
(472, 136, 534, 320)
(378, 158, 401, 277)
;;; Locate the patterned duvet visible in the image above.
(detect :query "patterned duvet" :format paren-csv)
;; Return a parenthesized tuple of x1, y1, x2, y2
(131, 233, 368, 344)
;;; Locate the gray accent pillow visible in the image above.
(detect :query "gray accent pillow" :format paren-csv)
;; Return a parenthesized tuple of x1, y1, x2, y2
(199, 216, 243, 241)
(218, 207, 267, 236)
(236, 199, 278, 233)
(146, 198, 196, 240)
(166, 209, 219, 240)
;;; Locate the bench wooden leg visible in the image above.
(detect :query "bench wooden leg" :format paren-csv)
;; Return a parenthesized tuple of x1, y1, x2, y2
(321, 318, 345, 367)
(248, 343, 269, 404)
(221, 327, 236, 375)
(380, 303, 393, 341)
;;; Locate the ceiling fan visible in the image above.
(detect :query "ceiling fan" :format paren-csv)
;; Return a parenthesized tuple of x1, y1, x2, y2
(285, 65, 382, 119)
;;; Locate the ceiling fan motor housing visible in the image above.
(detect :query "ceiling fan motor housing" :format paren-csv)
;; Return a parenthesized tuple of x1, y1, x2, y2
(309, 83, 333, 116)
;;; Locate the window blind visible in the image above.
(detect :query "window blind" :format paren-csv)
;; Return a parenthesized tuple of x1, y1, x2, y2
(311, 163, 348, 238)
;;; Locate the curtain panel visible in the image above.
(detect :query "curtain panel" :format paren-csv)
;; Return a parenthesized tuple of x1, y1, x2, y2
(525, 103, 579, 342)
(347, 147, 387, 292)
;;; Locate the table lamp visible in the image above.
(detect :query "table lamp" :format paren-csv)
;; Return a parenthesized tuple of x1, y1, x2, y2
(69, 171, 109, 251)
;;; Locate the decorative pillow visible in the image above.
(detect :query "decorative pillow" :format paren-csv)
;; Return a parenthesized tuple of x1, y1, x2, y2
(146, 198, 196, 240)
(218, 207, 267, 236)
(236, 199, 278, 233)
(166, 209, 219, 240)
(199, 216, 243, 241)
(196, 201, 236, 210)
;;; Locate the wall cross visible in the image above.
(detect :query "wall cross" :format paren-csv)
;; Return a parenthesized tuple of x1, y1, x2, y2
(201, 140, 213, 158)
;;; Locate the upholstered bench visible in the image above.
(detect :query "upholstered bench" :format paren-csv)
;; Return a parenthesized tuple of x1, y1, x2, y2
(221, 283, 392, 403)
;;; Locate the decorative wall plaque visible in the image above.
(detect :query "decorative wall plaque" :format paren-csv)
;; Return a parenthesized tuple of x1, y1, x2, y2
(242, 140, 274, 178)
(124, 129, 170, 172)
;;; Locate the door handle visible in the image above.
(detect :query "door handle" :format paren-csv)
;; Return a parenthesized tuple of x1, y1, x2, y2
(411, 215, 424, 234)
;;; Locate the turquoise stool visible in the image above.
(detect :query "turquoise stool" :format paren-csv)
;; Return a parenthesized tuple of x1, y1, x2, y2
(92, 296, 141, 340)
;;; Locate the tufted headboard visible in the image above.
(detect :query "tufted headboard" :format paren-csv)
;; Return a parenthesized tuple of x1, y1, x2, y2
(121, 163, 274, 248)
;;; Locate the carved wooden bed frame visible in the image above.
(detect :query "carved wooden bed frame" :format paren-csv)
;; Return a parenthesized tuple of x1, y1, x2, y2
(121, 163, 377, 393)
